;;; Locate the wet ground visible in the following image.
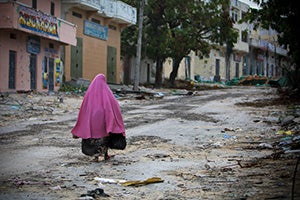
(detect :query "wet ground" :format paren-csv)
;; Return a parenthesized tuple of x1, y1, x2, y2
(0, 86, 299, 200)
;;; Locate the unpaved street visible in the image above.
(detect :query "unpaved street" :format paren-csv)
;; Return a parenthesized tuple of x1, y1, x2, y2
(0, 86, 299, 200)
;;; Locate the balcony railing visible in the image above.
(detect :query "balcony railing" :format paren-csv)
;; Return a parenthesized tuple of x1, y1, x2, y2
(249, 38, 288, 56)
(62, 0, 137, 25)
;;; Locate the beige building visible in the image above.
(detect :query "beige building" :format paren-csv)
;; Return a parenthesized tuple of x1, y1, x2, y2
(123, 0, 289, 85)
(163, 0, 289, 83)
(61, 0, 136, 84)
(0, 0, 77, 93)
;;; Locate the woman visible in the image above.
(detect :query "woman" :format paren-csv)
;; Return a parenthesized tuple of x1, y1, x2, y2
(71, 74, 126, 161)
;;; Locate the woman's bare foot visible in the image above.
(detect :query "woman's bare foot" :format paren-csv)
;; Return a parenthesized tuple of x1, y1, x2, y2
(92, 156, 99, 162)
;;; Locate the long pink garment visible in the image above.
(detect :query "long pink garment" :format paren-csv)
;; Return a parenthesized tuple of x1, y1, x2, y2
(71, 74, 125, 139)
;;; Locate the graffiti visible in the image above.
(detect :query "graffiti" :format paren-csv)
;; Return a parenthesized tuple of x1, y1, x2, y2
(18, 5, 58, 37)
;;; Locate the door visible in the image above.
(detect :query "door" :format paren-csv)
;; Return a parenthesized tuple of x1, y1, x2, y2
(215, 59, 220, 76)
(29, 54, 37, 90)
(71, 37, 83, 79)
(48, 58, 54, 92)
(9, 50, 16, 89)
(107, 46, 117, 83)
(235, 62, 239, 78)
(214, 59, 220, 82)
(185, 56, 191, 80)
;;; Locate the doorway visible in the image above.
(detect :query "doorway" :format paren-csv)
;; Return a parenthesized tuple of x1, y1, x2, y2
(42, 57, 55, 92)
(29, 54, 37, 90)
(107, 46, 117, 83)
(9, 50, 16, 89)
(71, 37, 83, 79)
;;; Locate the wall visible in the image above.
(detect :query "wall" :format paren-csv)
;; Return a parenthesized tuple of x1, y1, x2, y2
(0, 30, 62, 92)
(64, 7, 122, 83)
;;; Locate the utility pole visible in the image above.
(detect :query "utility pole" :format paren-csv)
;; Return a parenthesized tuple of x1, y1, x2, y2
(133, 0, 145, 91)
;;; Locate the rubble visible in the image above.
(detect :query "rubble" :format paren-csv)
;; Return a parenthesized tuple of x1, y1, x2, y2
(0, 86, 299, 199)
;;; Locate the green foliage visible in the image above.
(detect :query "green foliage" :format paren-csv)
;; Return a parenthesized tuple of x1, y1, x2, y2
(59, 83, 88, 94)
(244, 0, 299, 70)
(243, 0, 300, 89)
(121, 0, 240, 86)
(121, 25, 138, 58)
(121, 0, 140, 58)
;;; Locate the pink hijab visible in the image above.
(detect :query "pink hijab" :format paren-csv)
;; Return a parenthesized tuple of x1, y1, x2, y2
(71, 74, 125, 139)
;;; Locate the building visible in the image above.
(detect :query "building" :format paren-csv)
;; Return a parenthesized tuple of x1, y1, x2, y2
(0, 0, 77, 93)
(61, 0, 136, 84)
(121, 0, 290, 86)
(163, 0, 289, 83)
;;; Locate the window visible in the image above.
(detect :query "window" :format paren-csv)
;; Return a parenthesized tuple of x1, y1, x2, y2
(50, 2, 55, 15)
(234, 0, 238, 6)
(10, 33, 16, 39)
(49, 43, 54, 49)
(231, 11, 238, 22)
(72, 11, 82, 18)
(241, 30, 248, 42)
(109, 25, 117, 30)
(241, 11, 247, 20)
(32, 0, 37, 9)
(91, 18, 100, 24)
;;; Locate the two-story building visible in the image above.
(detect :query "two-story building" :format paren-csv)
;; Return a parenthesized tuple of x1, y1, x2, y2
(61, 0, 136, 84)
(0, 0, 77, 92)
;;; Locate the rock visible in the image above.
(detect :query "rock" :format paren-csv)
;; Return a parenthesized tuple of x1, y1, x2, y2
(281, 115, 295, 126)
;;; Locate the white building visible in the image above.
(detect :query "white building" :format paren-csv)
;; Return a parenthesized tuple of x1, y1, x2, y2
(127, 0, 289, 85)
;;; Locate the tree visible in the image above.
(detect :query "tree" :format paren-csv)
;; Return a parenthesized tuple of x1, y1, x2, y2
(219, 1, 238, 81)
(153, 0, 238, 86)
(143, 0, 170, 88)
(121, 0, 139, 85)
(133, 0, 145, 91)
(244, 0, 300, 89)
(121, 0, 239, 87)
(121, 25, 138, 85)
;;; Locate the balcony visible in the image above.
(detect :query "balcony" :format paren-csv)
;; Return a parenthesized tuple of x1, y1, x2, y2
(0, 1, 77, 46)
(249, 38, 288, 56)
(103, 0, 137, 24)
(62, 0, 136, 25)
(62, 0, 104, 11)
(233, 40, 249, 53)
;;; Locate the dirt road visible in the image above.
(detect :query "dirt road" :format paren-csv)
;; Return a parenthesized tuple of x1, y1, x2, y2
(0, 86, 299, 200)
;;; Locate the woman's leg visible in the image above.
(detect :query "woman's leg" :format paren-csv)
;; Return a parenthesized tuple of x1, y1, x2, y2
(104, 147, 110, 160)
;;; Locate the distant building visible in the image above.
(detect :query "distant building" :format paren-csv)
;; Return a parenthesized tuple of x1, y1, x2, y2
(61, 0, 136, 84)
(0, 0, 77, 93)
(166, 0, 289, 83)
(122, 0, 290, 86)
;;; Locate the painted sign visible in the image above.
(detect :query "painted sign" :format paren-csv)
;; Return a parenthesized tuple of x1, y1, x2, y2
(18, 5, 58, 37)
(84, 20, 108, 41)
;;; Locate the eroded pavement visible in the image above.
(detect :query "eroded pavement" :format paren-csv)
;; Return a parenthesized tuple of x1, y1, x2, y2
(0, 86, 299, 200)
